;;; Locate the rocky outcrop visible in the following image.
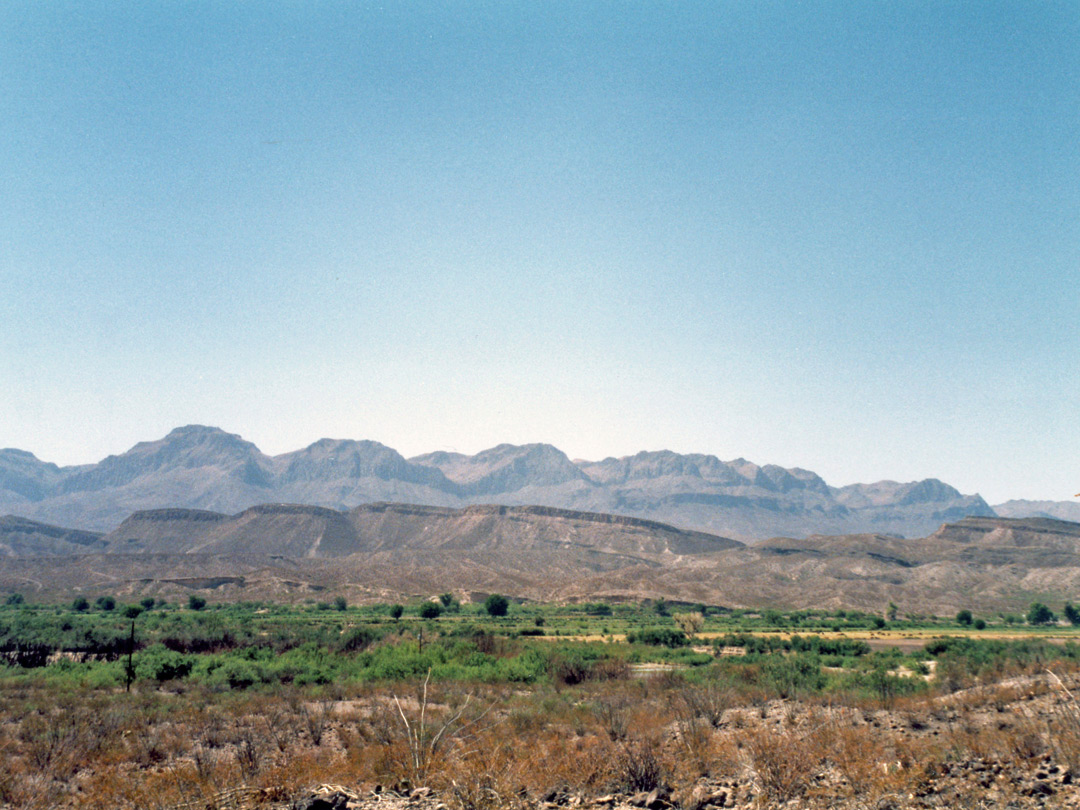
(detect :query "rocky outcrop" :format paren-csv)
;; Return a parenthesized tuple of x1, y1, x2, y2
(0, 426, 995, 538)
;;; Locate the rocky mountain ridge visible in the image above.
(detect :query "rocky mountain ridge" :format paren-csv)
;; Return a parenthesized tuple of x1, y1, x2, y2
(3, 508, 1080, 615)
(0, 425, 997, 538)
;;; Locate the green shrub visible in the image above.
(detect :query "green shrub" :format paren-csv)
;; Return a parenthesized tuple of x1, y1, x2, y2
(1027, 602, 1056, 626)
(626, 627, 688, 648)
(136, 644, 194, 682)
(761, 653, 825, 698)
(484, 594, 509, 617)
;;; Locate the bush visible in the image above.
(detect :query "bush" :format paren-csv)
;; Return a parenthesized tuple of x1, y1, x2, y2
(72, 597, 89, 612)
(389, 604, 404, 620)
(484, 594, 509, 617)
(187, 595, 207, 611)
(761, 653, 825, 698)
(333, 596, 347, 611)
(338, 626, 377, 652)
(626, 627, 688, 648)
(1028, 602, 1056, 626)
(956, 609, 973, 626)
(419, 602, 442, 619)
(95, 596, 116, 612)
(136, 644, 194, 682)
(1065, 603, 1080, 626)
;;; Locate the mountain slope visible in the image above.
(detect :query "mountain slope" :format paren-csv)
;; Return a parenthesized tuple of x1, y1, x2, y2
(3, 514, 1080, 616)
(0, 426, 995, 539)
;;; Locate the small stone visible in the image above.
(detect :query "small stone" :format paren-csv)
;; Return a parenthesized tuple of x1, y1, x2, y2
(1029, 781, 1055, 797)
(645, 787, 672, 809)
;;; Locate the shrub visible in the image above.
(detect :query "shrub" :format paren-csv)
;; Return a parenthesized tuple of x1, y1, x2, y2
(419, 602, 442, 619)
(333, 596, 347, 611)
(136, 644, 194, 682)
(484, 594, 509, 617)
(1065, 603, 1080, 626)
(72, 597, 90, 612)
(1028, 602, 1056, 626)
(187, 595, 207, 611)
(627, 627, 688, 648)
(761, 653, 825, 698)
(956, 609, 973, 626)
(95, 596, 116, 612)
(338, 626, 377, 653)
(390, 604, 404, 619)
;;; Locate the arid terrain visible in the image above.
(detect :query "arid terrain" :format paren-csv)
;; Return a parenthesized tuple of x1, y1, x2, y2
(5, 649, 1080, 810)
(3, 502, 1080, 615)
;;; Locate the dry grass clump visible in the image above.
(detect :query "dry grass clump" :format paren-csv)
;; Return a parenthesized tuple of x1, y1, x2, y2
(2, 666, 1080, 809)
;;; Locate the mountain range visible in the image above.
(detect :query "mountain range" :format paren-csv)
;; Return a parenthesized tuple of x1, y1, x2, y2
(3, 505, 1080, 615)
(0, 425, 1026, 540)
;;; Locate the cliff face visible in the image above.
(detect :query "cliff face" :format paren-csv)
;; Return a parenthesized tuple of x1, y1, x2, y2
(0, 425, 994, 539)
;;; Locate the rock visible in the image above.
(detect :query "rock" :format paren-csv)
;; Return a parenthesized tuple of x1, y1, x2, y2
(303, 793, 350, 810)
(1027, 781, 1055, 796)
(685, 785, 710, 810)
(645, 787, 672, 810)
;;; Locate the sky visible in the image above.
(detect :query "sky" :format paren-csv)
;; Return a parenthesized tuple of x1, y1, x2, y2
(1, 2, 1077, 504)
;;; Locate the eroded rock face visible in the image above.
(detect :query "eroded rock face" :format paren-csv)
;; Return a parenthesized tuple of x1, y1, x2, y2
(0, 425, 995, 539)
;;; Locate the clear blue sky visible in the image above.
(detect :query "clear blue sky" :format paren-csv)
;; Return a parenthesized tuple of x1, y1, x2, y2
(1, 2, 1077, 503)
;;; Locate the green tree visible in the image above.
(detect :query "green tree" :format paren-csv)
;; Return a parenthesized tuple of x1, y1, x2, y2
(484, 593, 509, 617)
(95, 595, 116, 611)
(4, 593, 25, 606)
(187, 595, 207, 611)
(389, 604, 404, 620)
(123, 604, 143, 619)
(1027, 602, 1056, 626)
(72, 596, 90, 612)
(1065, 602, 1080, 626)
(140, 597, 156, 611)
(418, 602, 442, 619)
(333, 596, 348, 611)
(956, 609, 973, 626)
(439, 593, 455, 608)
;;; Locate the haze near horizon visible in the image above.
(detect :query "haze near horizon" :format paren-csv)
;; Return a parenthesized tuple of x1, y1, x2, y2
(1, 2, 1077, 504)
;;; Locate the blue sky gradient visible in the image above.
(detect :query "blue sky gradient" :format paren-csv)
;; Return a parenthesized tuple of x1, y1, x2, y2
(1, 2, 1077, 502)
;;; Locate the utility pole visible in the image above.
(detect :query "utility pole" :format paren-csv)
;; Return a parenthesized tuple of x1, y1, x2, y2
(125, 620, 135, 692)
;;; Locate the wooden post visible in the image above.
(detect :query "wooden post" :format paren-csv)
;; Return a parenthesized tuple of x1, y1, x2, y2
(125, 619, 135, 692)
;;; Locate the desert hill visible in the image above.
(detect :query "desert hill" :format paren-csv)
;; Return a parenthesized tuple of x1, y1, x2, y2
(0, 426, 995, 539)
(101, 502, 741, 559)
(0, 515, 106, 557)
(2, 507, 1079, 615)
